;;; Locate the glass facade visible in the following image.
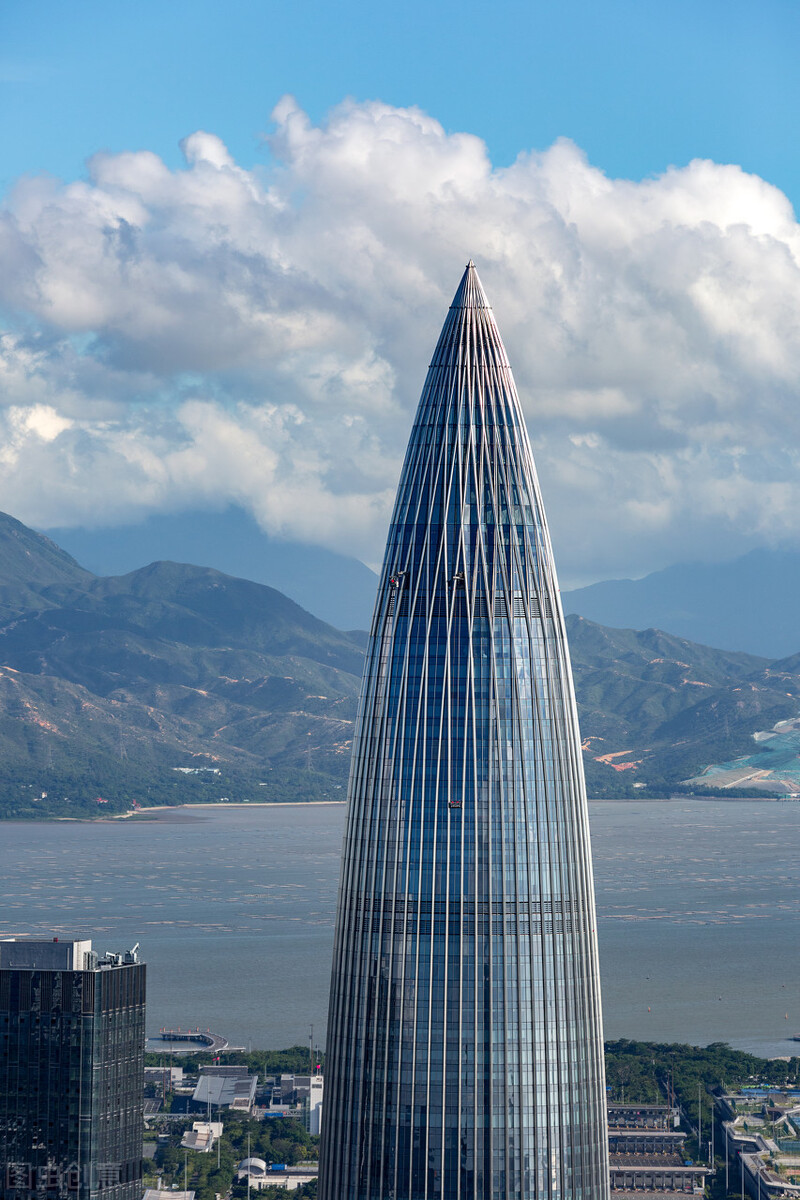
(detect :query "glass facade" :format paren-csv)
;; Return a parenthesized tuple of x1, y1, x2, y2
(0, 951, 145, 1200)
(319, 263, 609, 1200)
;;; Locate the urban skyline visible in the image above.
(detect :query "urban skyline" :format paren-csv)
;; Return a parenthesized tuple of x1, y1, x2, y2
(1, 5, 799, 1196)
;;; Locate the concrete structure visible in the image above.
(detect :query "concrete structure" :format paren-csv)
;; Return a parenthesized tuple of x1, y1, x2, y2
(149, 1029, 231, 1053)
(236, 1161, 318, 1193)
(607, 1104, 710, 1195)
(144, 1066, 184, 1087)
(191, 1068, 256, 1113)
(307, 1075, 323, 1137)
(608, 1159, 708, 1194)
(0, 938, 145, 1200)
(266, 1074, 324, 1134)
(180, 1123, 223, 1153)
(608, 1105, 680, 1131)
(718, 1090, 800, 1198)
(319, 264, 609, 1200)
(143, 1191, 194, 1200)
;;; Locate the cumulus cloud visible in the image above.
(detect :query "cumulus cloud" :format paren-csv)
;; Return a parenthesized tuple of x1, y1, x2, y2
(2, 96, 800, 580)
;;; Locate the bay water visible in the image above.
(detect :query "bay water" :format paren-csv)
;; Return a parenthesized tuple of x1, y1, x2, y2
(0, 800, 798, 1058)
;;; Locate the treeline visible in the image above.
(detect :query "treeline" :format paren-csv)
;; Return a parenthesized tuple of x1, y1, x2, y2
(150, 1041, 800, 1200)
(153, 1112, 318, 1200)
(148, 1039, 798, 1100)
(144, 1045, 319, 1075)
(0, 762, 343, 819)
(606, 1038, 800, 1131)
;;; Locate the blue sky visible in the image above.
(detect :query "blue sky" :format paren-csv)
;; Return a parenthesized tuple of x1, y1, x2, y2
(2, 0, 800, 589)
(3, 0, 799, 202)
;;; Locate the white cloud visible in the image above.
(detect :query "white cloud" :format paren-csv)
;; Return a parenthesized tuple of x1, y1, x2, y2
(2, 96, 800, 580)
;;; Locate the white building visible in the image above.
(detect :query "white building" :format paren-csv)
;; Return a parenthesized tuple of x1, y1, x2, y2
(236, 1160, 317, 1193)
(307, 1075, 323, 1136)
(181, 1122, 223, 1152)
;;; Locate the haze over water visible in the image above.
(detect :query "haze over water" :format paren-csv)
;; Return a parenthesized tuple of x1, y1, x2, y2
(0, 800, 797, 1057)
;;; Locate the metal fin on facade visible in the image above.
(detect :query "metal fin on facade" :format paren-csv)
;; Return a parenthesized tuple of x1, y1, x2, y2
(319, 263, 609, 1200)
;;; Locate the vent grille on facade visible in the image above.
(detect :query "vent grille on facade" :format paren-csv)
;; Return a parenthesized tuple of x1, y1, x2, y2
(473, 594, 554, 619)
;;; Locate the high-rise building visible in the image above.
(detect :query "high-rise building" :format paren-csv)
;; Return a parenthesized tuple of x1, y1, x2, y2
(319, 264, 609, 1200)
(0, 938, 145, 1200)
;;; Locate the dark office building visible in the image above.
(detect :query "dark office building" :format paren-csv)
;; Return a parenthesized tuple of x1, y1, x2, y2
(0, 938, 145, 1200)
(319, 263, 609, 1200)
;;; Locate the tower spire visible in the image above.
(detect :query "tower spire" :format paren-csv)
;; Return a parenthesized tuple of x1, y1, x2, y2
(448, 258, 491, 310)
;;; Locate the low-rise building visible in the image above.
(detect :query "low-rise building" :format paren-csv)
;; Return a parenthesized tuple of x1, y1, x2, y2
(143, 1191, 194, 1200)
(608, 1102, 710, 1194)
(236, 1160, 318, 1193)
(263, 1072, 324, 1131)
(144, 1066, 184, 1087)
(718, 1089, 800, 1198)
(180, 1122, 223, 1152)
(191, 1067, 257, 1113)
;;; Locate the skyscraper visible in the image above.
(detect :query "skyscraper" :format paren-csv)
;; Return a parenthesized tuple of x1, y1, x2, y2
(319, 263, 609, 1200)
(0, 938, 145, 1200)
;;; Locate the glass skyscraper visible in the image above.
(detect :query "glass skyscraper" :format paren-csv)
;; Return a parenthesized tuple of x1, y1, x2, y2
(319, 264, 609, 1200)
(0, 938, 145, 1200)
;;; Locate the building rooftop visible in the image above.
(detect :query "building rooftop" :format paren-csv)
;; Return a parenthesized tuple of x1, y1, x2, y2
(181, 1122, 223, 1152)
(0, 938, 141, 970)
(144, 1191, 194, 1200)
(238, 1158, 268, 1175)
(0, 938, 92, 970)
(193, 1072, 257, 1110)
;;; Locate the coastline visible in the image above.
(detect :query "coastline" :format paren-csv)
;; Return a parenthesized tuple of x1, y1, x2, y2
(21, 792, 795, 824)
(116, 799, 349, 822)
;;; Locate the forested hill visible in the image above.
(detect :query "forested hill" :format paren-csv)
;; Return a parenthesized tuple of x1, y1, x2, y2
(0, 512, 797, 817)
(0, 512, 364, 816)
(569, 617, 800, 796)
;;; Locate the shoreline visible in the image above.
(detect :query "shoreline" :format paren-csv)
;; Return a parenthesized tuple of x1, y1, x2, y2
(69, 799, 350, 823)
(18, 792, 794, 825)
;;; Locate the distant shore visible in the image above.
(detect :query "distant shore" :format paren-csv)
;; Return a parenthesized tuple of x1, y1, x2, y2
(31, 792, 792, 824)
(118, 799, 348, 822)
(117, 793, 786, 821)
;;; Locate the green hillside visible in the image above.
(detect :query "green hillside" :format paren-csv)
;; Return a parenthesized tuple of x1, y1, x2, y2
(569, 617, 799, 795)
(0, 512, 796, 816)
(0, 514, 362, 817)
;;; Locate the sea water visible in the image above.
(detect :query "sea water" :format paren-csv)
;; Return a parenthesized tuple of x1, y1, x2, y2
(0, 800, 798, 1057)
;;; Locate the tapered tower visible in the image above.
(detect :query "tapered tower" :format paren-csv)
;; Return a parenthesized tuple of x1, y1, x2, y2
(319, 264, 609, 1200)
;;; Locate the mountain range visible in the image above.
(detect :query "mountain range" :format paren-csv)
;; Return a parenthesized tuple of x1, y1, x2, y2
(562, 548, 800, 659)
(48, 512, 800, 658)
(0, 511, 799, 817)
(47, 507, 378, 633)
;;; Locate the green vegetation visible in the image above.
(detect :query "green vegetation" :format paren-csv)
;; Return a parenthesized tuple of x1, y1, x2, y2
(1, 511, 800, 813)
(0, 764, 344, 820)
(147, 1111, 319, 1200)
(570, 618, 800, 796)
(144, 1045, 320, 1074)
(146, 1041, 800, 1199)
(606, 1040, 800, 1200)
(606, 1038, 800, 1107)
(605, 1038, 800, 1164)
(145, 1044, 321, 1200)
(0, 513, 360, 817)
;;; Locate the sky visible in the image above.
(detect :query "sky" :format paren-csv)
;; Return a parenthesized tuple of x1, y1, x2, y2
(2, 0, 800, 586)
